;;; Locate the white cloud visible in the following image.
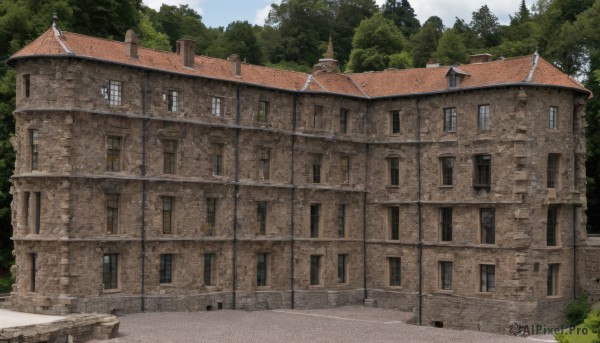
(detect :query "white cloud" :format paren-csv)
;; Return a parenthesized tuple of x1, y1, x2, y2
(254, 4, 272, 25)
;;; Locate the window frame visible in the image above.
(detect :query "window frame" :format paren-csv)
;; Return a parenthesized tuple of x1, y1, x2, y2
(206, 198, 217, 236)
(211, 96, 223, 117)
(159, 253, 173, 284)
(389, 206, 400, 240)
(258, 100, 269, 123)
(203, 253, 214, 286)
(30, 252, 37, 292)
(338, 204, 346, 238)
(30, 129, 39, 171)
(313, 105, 323, 129)
(310, 255, 321, 286)
(474, 155, 491, 188)
(339, 108, 349, 134)
(310, 203, 320, 238)
(477, 104, 490, 131)
(479, 264, 496, 292)
(547, 154, 560, 188)
(337, 254, 347, 284)
(440, 207, 452, 242)
(389, 257, 401, 286)
(257, 253, 268, 287)
(163, 139, 177, 175)
(212, 143, 224, 176)
(34, 192, 41, 234)
(389, 157, 400, 186)
(102, 253, 119, 290)
(23, 74, 31, 98)
(108, 80, 122, 107)
(547, 263, 559, 296)
(549, 106, 558, 129)
(168, 90, 180, 112)
(257, 201, 267, 235)
(390, 110, 400, 134)
(547, 205, 558, 246)
(340, 156, 350, 184)
(480, 208, 495, 244)
(443, 107, 457, 132)
(106, 193, 119, 235)
(259, 148, 270, 180)
(440, 157, 454, 186)
(106, 136, 121, 172)
(439, 261, 453, 291)
(312, 154, 322, 183)
(162, 196, 174, 234)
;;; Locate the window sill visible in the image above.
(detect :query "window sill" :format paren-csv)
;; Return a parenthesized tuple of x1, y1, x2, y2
(160, 283, 175, 287)
(433, 290, 453, 295)
(546, 295, 563, 300)
(101, 289, 122, 294)
(387, 185, 400, 189)
(438, 185, 454, 188)
(476, 291, 496, 296)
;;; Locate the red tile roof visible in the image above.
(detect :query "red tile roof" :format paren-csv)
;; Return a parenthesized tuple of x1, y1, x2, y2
(8, 27, 590, 98)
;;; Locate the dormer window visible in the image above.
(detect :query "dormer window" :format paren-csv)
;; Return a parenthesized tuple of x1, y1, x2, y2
(446, 67, 470, 89)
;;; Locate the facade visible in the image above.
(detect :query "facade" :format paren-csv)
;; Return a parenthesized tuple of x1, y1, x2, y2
(7, 25, 600, 333)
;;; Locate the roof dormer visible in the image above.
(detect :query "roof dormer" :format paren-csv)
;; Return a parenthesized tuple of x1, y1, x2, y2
(446, 66, 470, 88)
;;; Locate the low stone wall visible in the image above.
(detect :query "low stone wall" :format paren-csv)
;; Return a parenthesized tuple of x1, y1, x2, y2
(0, 313, 119, 343)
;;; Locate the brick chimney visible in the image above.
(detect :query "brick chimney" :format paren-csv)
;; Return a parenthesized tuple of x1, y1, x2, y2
(124, 29, 139, 59)
(176, 39, 196, 68)
(469, 53, 493, 64)
(228, 54, 242, 77)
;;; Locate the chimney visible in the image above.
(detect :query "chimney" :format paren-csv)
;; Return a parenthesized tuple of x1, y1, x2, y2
(227, 54, 242, 77)
(312, 36, 338, 73)
(176, 39, 196, 68)
(124, 30, 139, 59)
(426, 58, 440, 68)
(469, 53, 493, 64)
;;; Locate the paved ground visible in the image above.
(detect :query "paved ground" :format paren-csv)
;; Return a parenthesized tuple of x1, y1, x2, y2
(0, 308, 64, 329)
(87, 306, 556, 343)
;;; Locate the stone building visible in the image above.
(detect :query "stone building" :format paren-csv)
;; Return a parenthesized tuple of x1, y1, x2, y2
(6, 25, 600, 333)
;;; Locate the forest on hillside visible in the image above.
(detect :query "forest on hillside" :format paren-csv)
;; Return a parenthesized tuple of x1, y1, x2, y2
(0, 0, 599, 290)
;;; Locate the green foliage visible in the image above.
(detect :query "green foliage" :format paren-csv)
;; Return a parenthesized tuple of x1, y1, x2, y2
(69, 0, 141, 40)
(266, 61, 312, 73)
(331, 0, 379, 68)
(434, 29, 469, 65)
(584, 314, 600, 343)
(470, 5, 501, 48)
(381, 0, 421, 37)
(566, 294, 592, 326)
(0, 273, 15, 294)
(347, 48, 389, 72)
(136, 10, 170, 50)
(388, 51, 413, 69)
(411, 21, 441, 67)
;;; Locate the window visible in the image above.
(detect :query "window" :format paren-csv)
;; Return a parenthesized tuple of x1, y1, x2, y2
(549, 106, 558, 129)
(547, 206, 558, 246)
(312, 154, 322, 183)
(443, 108, 457, 132)
(212, 143, 223, 176)
(259, 148, 270, 180)
(257, 202, 267, 235)
(310, 255, 321, 285)
(389, 206, 400, 240)
(257, 253, 268, 286)
(480, 265, 495, 292)
(102, 254, 118, 289)
(31, 130, 39, 171)
(440, 261, 452, 290)
(258, 101, 269, 122)
(440, 207, 452, 241)
(547, 264, 559, 296)
(22, 192, 29, 229)
(106, 194, 119, 234)
(162, 196, 173, 234)
(206, 198, 217, 236)
(203, 253, 214, 286)
(313, 105, 323, 129)
(339, 109, 348, 133)
(211, 97, 222, 116)
(30, 253, 36, 292)
(480, 208, 495, 244)
(109, 80, 122, 107)
(159, 254, 172, 284)
(310, 204, 320, 238)
(34, 192, 41, 234)
(478, 105, 490, 130)
(340, 157, 350, 184)
(448, 72, 458, 88)
(441, 157, 454, 186)
(390, 110, 400, 133)
(547, 154, 559, 188)
(389, 257, 401, 286)
(389, 158, 399, 186)
(163, 140, 177, 174)
(168, 90, 179, 112)
(338, 254, 347, 283)
(474, 155, 491, 188)
(338, 205, 346, 238)
(23, 74, 31, 98)
(106, 136, 121, 172)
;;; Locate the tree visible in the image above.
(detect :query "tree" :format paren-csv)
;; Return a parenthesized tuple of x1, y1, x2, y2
(331, 0, 379, 68)
(266, 0, 332, 67)
(347, 12, 409, 72)
(136, 9, 170, 50)
(69, 0, 141, 40)
(205, 21, 263, 64)
(410, 19, 442, 67)
(434, 29, 469, 65)
(154, 4, 207, 51)
(494, 1, 541, 58)
(470, 5, 501, 49)
(382, 0, 421, 37)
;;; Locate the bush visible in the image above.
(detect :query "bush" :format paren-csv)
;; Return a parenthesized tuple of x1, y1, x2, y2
(0, 273, 14, 293)
(584, 314, 600, 343)
(566, 293, 591, 326)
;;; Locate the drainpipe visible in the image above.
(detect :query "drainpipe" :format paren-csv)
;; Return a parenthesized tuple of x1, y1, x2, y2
(363, 143, 369, 301)
(572, 205, 578, 299)
(140, 71, 148, 312)
(291, 93, 297, 308)
(232, 86, 241, 309)
(416, 97, 423, 326)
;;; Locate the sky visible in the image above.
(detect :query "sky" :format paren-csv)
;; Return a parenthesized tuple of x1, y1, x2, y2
(143, 0, 537, 29)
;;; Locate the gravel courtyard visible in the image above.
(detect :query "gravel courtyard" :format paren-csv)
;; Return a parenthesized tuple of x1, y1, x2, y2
(91, 306, 554, 343)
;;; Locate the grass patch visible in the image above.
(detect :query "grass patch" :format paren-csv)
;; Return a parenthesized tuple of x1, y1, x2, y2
(558, 304, 600, 343)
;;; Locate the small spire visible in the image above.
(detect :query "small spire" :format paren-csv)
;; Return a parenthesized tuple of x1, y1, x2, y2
(52, 12, 58, 27)
(325, 35, 334, 59)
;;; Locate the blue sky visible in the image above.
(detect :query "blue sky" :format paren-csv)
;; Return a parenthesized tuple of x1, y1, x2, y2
(144, 0, 536, 29)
